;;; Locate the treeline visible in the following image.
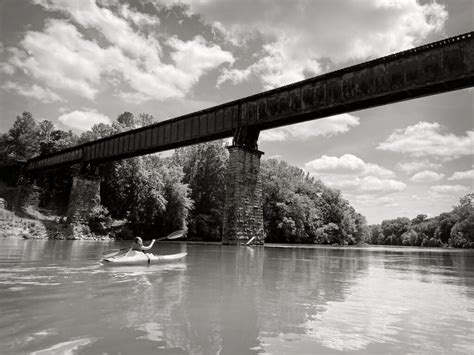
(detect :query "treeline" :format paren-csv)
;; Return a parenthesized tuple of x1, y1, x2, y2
(369, 194, 474, 248)
(1, 111, 472, 247)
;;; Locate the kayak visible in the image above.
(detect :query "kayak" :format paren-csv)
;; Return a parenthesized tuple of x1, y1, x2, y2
(102, 251, 187, 266)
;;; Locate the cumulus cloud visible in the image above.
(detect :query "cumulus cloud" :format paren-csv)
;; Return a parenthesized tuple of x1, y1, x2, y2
(305, 154, 405, 195)
(118, 3, 160, 27)
(410, 170, 444, 183)
(305, 154, 394, 178)
(2, 81, 63, 103)
(448, 169, 474, 181)
(377, 122, 474, 159)
(260, 114, 360, 142)
(430, 185, 470, 194)
(187, 0, 449, 88)
(320, 176, 406, 194)
(58, 110, 111, 131)
(356, 176, 406, 193)
(8, 20, 114, 99)
(8, 0, 233, 101)
(397, 160, 442, 174)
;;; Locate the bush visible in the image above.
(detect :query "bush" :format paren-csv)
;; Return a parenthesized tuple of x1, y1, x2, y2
(88, 205, 112, 235)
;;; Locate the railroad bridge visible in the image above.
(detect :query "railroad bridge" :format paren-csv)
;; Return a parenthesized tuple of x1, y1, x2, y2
(6, 32, 474, 244)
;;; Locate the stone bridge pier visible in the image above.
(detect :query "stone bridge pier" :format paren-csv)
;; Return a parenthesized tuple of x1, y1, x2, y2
(222, 127, 265, 245)
(66, 175, 101, 224)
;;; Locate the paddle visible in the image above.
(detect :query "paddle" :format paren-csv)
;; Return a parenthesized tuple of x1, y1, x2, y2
(102, 229, 185, 259)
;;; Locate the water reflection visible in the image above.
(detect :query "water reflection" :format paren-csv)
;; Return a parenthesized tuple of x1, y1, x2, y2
(0, 240, 473, 354)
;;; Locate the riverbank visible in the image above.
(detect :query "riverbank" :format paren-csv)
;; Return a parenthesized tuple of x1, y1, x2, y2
(0, 207, 113, 241)
(2, 207, 470, 249)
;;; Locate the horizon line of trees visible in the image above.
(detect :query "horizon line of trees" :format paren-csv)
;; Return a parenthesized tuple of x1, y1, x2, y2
(0, 111, 472, 248)
(369, 193, 473, 248)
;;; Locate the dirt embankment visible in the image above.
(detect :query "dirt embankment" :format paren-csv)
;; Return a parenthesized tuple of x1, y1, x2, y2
(0, 205, 113, 241)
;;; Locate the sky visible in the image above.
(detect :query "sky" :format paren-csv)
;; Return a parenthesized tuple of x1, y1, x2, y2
(0, 0, 472, 224)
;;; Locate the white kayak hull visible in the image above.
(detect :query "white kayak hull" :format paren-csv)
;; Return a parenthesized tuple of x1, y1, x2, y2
(102, 251, 187, 265)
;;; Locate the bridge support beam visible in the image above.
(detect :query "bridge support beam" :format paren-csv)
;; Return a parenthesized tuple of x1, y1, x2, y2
(66, 175, 101, 224)
(222, 145, 265, 245)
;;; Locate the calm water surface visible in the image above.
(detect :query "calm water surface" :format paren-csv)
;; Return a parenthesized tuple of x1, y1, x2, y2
(1, 239, 473, 354)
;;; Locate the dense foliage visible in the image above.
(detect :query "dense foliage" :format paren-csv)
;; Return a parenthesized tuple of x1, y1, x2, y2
(368, 193, 474, 248)
(172, 142, 228, 241)
(261, 159, 369, 245)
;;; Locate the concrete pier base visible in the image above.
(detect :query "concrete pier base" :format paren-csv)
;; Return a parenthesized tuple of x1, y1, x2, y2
(222, 146, 265, 245)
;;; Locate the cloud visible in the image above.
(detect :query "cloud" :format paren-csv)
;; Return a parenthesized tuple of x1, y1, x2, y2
(430, 185, 470, 194)
(260, 114, 360, 142)
(0, 62, 15, 75)
(351, 194, 400, 208)
(320, 176, 406, 194)
(305, 154, 394, 178)
(118, 3, 160, 27)
(8, 20, 110, 99)
(189, 0, 449, 88)
(356, 176, 406, 193)
(219, 39, 324, 89)
(33, 0, 162, 58)
(377, 122, 474, 159)
(305, 154, 405, 195)
(116, 91, 151, 104)
(448, 169, 474, 181)
(166, 35, 234, 90)
(410, 170, 444, 183)
(58, 110, 111, 131)
(1, 81, 63, 103)
(8, 1, 233, 100)
(397, 160, 442, 174)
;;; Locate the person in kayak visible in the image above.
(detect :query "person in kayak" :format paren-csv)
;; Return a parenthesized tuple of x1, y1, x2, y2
(129, 237, 156, 253)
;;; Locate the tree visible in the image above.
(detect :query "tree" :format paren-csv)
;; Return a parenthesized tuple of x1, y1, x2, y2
(261, 159, 324, 243)
(3, 112, 39, 160)
(353, 213, 370, 244)
(137, 113, 155, 127)
(172, 141, 228, 241)
(434, 212, 456, 244)
(381, 217, 411, 240)
(411, 214, 427, 225)
(314, 223, 340, 244)
(79, 122, 116, 143)
(449, 194, 474, 248)
(116, 112, 136, 129)
(37, 120, 77, 155)
(369, 225, 383, 244)
(401, 229, 419, 246)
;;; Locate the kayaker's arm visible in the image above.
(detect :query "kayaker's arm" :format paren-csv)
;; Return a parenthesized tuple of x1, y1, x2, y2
(141, 239, 156, 251)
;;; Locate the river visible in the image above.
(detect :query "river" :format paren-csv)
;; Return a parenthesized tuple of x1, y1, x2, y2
(1, 239, 473, 354)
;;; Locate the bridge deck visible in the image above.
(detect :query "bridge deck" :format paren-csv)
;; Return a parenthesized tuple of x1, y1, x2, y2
(26, 32, 474, 171)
